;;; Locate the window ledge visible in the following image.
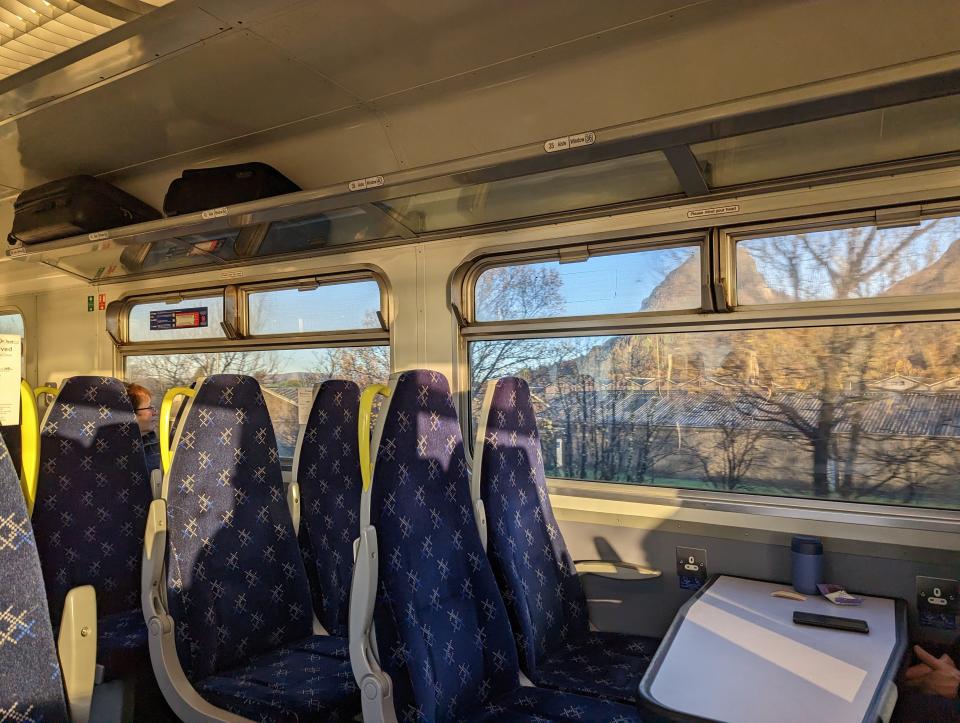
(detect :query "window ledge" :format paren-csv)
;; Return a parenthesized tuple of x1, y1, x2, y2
(546, 477, 960, 550)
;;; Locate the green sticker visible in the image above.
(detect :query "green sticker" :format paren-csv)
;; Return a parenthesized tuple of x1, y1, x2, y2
(87, 296, 94, 312)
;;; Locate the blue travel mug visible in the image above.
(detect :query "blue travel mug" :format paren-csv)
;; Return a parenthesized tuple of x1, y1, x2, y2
(791, 535, 823, 595)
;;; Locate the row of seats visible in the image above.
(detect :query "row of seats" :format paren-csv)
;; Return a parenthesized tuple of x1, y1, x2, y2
(147, 372, 656, 721)
(0, 371, 658, 721)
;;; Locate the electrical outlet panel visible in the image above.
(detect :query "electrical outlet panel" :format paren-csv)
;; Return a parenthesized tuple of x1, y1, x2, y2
(917, 576, 959, 630)
(677, 546, 708, 591)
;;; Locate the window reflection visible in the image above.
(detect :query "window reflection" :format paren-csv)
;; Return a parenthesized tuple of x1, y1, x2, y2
(737, 216, 960, 303)
(475, 246, 701, 321)
(125, 346, 389, 460)
(471, 322, 960, 510)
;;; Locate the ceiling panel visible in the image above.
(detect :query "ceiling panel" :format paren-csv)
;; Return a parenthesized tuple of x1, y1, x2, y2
(104, 106, 402, 208)
(250, 0, 708, 101)
(0, 28, 362, 188)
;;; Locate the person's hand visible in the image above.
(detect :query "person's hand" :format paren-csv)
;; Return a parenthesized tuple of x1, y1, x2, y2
(906, 645, 960, 699)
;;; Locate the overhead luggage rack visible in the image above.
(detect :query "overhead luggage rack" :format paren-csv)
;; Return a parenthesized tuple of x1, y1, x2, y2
(6, 66, 960, 283)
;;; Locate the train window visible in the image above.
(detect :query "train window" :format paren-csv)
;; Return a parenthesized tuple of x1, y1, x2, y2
(692, 94, 960, 188)
(0, 311, 24, 337)
(736, 216, 960, 303)
(474, 244, 702, 322)
(379, 152, 682, 233)
(465, 209, 960, 510)
(128, 294, 225, 342)
(121, 271, 390, 462)
(124, 345, 389, 459)
(247, 278, 382, 335)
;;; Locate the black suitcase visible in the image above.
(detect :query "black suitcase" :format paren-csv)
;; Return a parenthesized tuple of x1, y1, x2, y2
(163, 162, 300, 216)
(8, 175, 161, 245)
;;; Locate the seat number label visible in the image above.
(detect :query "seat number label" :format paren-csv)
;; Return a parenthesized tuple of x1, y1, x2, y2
(349, 176, 385, 191)
(544, 131, 596, 153)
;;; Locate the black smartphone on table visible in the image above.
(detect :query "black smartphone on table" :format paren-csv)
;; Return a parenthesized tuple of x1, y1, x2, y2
(793, 611, 870, 634)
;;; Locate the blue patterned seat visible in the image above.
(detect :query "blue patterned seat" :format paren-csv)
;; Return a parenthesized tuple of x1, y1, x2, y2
(475, 377, 659, 703)
(32, 375, 153, 681)
(160, 374, 358, 720)
(0, 420, 69, 721)
(296, 380, 361, 638)
(0, 425, 21, 479)
(362, 369, 643, 722)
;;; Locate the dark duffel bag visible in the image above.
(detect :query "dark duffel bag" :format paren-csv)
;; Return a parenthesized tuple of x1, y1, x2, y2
(163, 162, 300, 216)
(8, 175, 161, 245)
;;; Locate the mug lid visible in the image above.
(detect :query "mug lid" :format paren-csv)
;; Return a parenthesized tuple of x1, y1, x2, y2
(791, 535, 823, 554)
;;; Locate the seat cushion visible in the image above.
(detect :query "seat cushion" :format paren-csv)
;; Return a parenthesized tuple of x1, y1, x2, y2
(528, 631, 658, 704)
(466, 685, 644, 722)
(195, 635, 358, 722)
(97, 609, 149, 680)
(296, 380, 362, 638)
(0, 433, 69, 720)
(34, 376, 152, 623)
(477, 378, 591, 674)
(164, 375, 315, 681)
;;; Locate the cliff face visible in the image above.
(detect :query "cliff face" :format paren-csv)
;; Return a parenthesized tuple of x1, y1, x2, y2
(883, 238, 960, 297)
(640, 248, 785, 311)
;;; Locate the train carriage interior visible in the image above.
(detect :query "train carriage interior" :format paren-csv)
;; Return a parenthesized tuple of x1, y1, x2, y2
(0, 0, 958, 721)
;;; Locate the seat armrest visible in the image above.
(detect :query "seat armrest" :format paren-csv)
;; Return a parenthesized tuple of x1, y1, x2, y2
(473, 499, 487, 552)
(574, 560, 662, 580)
(58, 585, 97, 723)
(349, 525, 398, 723)
(141, 498, 246, 722)
(287, 480, 301, 533)
(150, 468, 163, 500)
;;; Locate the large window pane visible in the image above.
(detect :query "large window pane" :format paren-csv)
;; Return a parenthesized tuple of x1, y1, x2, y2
(737, 216, 960, 303)
(693, 94, 960, 188)
(470, 320, 960, 509)
(475, 246, 700, 321)
(124, 345, 389, 459)
(380, 152, 682, 233)
(128, 295, 225, 342)
(0, 312, 24, 336)
(249, 280, 382, 335)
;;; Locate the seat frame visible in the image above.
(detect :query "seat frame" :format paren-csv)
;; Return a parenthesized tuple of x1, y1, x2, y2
(142, 376, 252, 723)
(348, 375, 402, 723)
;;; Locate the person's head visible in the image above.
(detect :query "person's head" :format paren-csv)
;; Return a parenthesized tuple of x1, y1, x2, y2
(126, 383, 156, 435)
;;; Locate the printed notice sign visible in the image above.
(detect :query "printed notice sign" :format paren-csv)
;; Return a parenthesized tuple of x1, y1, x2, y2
(0, 334, 22, 426)
(150, 307, 208, 331)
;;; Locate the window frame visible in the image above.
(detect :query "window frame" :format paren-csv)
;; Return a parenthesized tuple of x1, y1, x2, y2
(459, 232, 712, 339)
(115, 267, 392, 464)
(457, 198, 960, 525)
(116, 267, 390, 354)
(240, 271, 387, 342)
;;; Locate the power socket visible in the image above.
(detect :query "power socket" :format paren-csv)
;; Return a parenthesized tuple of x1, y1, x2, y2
(677, 546, 707, 591)
(917, 576, 959, 630)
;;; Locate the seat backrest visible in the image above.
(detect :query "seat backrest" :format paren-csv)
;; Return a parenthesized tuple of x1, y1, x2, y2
(0, 425, 21, 479)
(370, 370, 519, 723)
(0, 424, 69, 720)
(296, 379, 361, 637)
(164, 374, 313, 681)
(475, 377, 589, 673)
(33, 376, 152, 622)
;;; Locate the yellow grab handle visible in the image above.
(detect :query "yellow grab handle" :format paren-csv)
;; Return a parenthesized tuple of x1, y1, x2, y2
(358, 384, 390, 491)
(159, 386, 196, 474)
(34, 385, 57, 401)
(19, 380, 40, 515)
